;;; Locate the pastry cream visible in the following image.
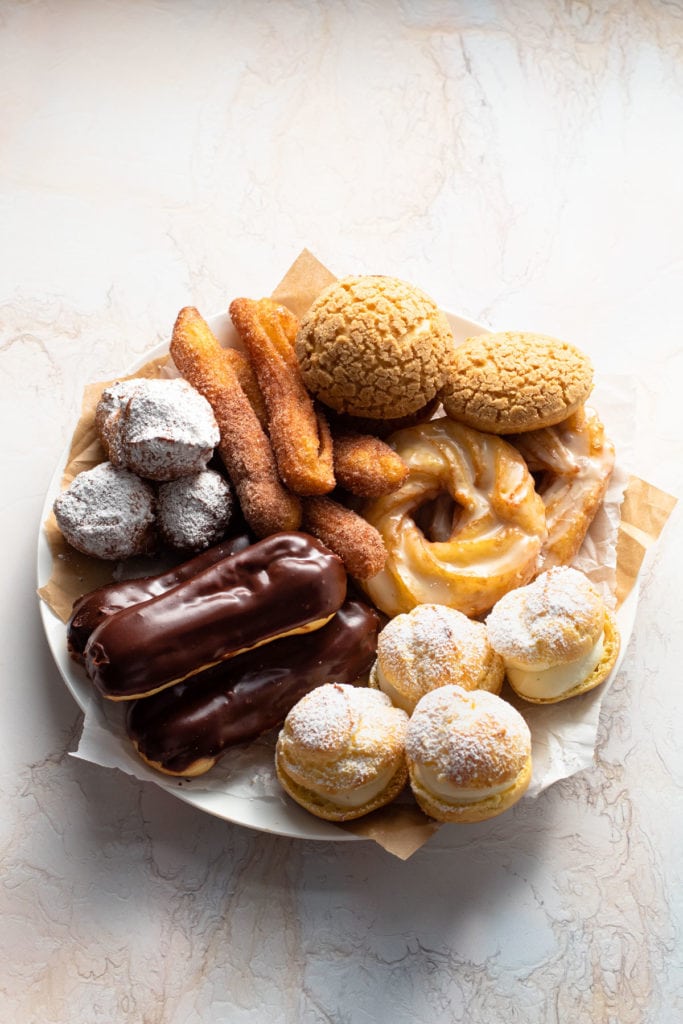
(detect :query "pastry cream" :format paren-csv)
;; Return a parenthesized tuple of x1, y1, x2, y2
(411, 765, 515, 805)
(506, 633, 605, 700)
(307, 764, 401, 809)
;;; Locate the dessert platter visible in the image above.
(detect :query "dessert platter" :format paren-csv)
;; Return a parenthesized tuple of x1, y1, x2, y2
(38, 264, 642, 847)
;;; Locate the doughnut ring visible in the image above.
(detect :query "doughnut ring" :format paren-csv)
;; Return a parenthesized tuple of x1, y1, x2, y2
(507, 405, 614, 573)
(361, 417, 547, 619)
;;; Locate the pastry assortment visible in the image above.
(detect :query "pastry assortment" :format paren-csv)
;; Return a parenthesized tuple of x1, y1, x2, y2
(50, 270, 623, 828)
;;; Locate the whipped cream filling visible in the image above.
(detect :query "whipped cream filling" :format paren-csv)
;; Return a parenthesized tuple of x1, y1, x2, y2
(303, 764, 400, 809)
(412, 764, 515, 804)
(506, 633, 604, 699)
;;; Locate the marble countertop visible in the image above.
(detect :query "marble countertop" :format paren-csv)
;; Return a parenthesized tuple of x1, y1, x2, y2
(3, 2, 682, 1021)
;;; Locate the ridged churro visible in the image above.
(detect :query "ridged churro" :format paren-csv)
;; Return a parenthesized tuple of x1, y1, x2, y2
(303, 495, 387, 580)
(222, 347, 268, 428)
(170, 306, 301, 538)
(229, 297, 336, 496)
(331, 426, 408, 497)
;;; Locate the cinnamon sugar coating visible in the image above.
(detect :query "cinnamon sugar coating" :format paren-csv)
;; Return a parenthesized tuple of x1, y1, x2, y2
(295, 276, 455, 419)
(229, 297, 335, 496)
(441, 332, 593, 434)
(302, 495, 387, 580)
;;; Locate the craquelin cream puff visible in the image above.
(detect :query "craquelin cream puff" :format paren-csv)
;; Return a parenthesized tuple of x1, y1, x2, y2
(485, 566, 620, 704)
(369, 603, 504, 714)
(405, 685, 532, 823)
(275, 683, 409, 821)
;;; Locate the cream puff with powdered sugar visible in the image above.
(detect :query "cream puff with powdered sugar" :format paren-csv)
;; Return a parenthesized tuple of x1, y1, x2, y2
(406, 685, 532, 823)
(369, 603, 504, 714)
(275, 683, 409, 821)
(485, 566, 620, 704)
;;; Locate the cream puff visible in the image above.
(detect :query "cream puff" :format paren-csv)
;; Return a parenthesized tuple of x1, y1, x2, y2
(369, 603, 504, 714)
(406, 685, 532, 823)
(275, 683, 409, 821)
(485, 566, 620, 704)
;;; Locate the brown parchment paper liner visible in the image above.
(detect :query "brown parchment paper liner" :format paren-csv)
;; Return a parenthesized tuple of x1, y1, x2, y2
(39, 250, 677, 860)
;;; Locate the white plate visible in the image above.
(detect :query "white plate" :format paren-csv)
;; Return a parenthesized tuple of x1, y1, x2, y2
(37, 309, 634, 841)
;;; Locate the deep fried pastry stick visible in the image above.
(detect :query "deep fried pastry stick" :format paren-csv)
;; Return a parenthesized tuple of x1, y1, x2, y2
(223, 347, 268, 428)
(170, 307, 301, 537)
(303, 496, 387, 580)
(331, 427, 408, 498)
(229, 297, 336, 496)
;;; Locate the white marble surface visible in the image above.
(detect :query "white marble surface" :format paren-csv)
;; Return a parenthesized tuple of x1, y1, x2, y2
(2, 1, 682, 1021)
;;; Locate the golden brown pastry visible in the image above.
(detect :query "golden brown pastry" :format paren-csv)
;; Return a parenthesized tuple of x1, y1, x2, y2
(440, 332, 593, 434)
(506, 405, 615, 572)
(485, 566, 620, 703)
(361, 417, 547, 618)
(302, 495, 388, 580)
(275, 683, 409, 821)
(170, 306, 302, 537)
(406, 685, 532, 823)
(295, 275, 455, 419)
(331, 426, 408, 498)
(229, 297, 336, 496)
(369, 603, 504, 713)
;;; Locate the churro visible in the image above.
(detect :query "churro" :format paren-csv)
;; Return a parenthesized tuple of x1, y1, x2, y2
(229, 297, 336, 496)
(303, 496, 387, 580)
(222, 346, 268, 428)
(331, 426, 408, 498)
(170, 306, 301, 538)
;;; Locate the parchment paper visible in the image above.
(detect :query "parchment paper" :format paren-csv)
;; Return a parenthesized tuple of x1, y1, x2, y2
(39, 250, 677, 859)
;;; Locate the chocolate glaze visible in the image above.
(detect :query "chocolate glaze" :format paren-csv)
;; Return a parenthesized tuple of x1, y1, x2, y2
(85, 532, 347, 700)
(126, 598, 379, 774)
(67, 534, 252, 662)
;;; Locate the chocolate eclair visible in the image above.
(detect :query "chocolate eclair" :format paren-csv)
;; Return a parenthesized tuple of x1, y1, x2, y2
(126, 598, 379, 777)
(67, 533, 252, 662)
(84, 532, 347, 701)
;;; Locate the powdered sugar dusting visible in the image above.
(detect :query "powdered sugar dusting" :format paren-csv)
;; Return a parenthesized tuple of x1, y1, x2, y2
(378, 603, 494, 695)
(406, 685, 530, 786)
(486, 566, 603, 665)
(97, 378, 219, 481)
(157, 470, 234, 551)
(95, 379, 148, 466)
(53, 461, 156, 560)
(286, 683, 392, 754)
